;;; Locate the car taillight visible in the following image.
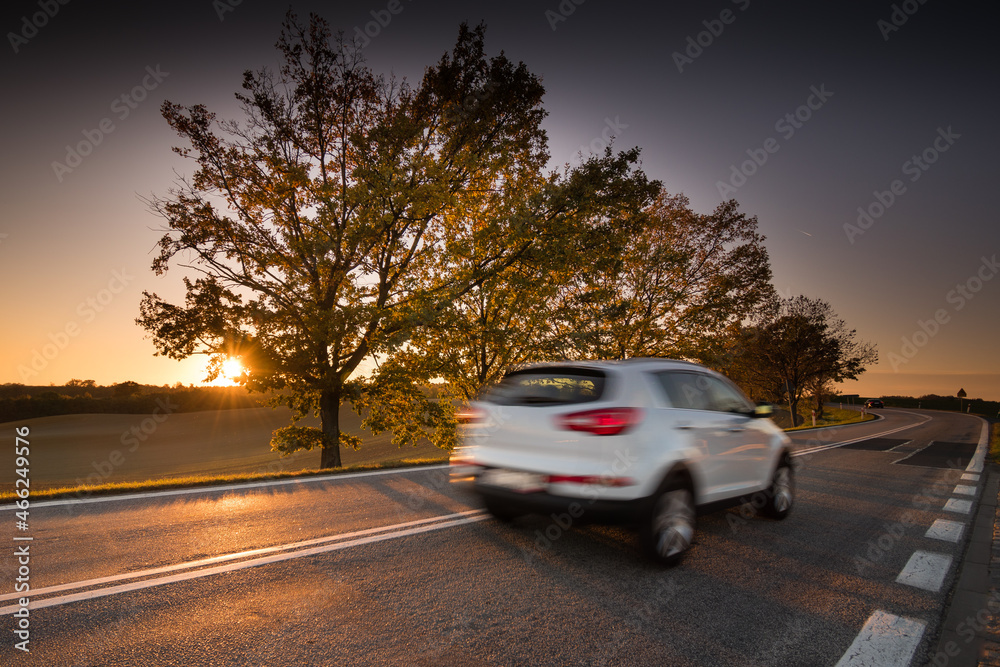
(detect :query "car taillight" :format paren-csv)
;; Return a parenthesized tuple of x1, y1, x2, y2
(456, 407, 485, 424)
(556, 408, 643, 436)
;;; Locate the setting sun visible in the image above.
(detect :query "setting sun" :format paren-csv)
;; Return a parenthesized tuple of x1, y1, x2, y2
(216, 357, 245, 386)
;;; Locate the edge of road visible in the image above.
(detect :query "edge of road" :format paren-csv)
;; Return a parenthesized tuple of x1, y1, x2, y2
(924, 416, 997, 667)
(833, 413, 991, 667)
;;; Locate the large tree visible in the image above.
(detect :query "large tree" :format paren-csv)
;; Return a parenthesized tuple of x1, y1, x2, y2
(384, 147, 659, 401)
(138, 15, 582, 468)
(720, 295, 878, 424)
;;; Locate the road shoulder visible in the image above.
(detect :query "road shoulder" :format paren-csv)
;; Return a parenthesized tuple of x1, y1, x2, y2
(929, 463, 1000, 666)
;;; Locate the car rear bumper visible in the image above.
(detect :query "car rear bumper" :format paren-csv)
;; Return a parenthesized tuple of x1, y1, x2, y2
(474, 482, 647, 524)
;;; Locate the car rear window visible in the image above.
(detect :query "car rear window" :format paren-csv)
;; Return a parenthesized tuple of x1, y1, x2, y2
(483, 367, 607, 406)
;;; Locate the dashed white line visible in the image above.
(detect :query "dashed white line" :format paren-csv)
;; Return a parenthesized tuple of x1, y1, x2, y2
(836, 416, 989, 667)
(925, 519, 965, 543)
(943, 498, 973, 514)
(896, 551, 952, 592)
(833, 611, 925, 667)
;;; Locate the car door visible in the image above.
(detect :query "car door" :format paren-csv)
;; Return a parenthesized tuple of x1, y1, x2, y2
(697, 375, 770, 496)
(653, 371, 765, 503)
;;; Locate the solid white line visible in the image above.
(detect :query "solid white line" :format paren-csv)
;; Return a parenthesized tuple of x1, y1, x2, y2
(895, 550, 952, 592)
(833, 611, 925, 667)
(944, 499, 973, 514)
(925, 519, 964, 543)
(952, 485, 977, 496)
(0, 510, 486, 604)
(794, 412, 933, 457)
(0, 464, 450, 511)
(0, 513, 490, 615)
(967, 418, 990, 474)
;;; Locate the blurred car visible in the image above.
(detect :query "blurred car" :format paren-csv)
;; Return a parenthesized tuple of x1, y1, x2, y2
(864, 399, 884, 408)
(449, 358, 793, 566)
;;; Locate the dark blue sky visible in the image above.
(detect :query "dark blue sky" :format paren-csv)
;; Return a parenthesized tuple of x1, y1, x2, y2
(1, 0, 997, 399)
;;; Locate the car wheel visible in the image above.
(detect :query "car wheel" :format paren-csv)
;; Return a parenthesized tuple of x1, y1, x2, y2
(484, 497, 521, 523)
(762, 458, 793, 520)
(642, 481, 696, 566)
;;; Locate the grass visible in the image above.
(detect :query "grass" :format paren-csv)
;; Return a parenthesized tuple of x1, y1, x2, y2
(783, 405, 877, 432)
(1, 456, 449, 503)
(989, 422, 1000, 466)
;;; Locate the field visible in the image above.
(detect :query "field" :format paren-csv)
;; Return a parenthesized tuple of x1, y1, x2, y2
(6, 406, 446, 491)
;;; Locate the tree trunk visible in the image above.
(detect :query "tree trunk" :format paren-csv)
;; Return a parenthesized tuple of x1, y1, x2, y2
(319, 387, 342, 469)
(787, 392, 799, 427)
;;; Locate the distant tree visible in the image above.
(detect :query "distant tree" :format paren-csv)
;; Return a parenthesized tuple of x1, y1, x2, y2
(112, 381, 142, 398)
(137, 14, 626, 468)
(66, 379, 97, 389)
(0, 384, 28, 400)
(720, 295, 878, 425)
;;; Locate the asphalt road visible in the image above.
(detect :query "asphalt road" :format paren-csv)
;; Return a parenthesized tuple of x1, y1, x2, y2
(0, 408, 989, 666)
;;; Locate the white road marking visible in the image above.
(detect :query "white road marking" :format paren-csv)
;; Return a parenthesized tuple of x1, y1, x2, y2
(833, 611, 925, 667)
(0, 511, 489, 615)
(952, 485, 977, 496)
(812, 413, 986, 667)
(895, 551, 952, 592)
(967, 419, 990, 474)
(0, 510, 486, 605)
(944, 498, 973, 514)
(793, 412, 933, 457)
(925, 519, 964, 543)
(0, 464, 450, 511)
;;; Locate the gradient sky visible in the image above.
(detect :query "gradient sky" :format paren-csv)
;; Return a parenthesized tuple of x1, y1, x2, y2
(1, 0, 997, 400)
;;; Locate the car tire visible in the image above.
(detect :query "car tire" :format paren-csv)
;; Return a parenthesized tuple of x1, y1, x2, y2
(484, 497, 521, 523)
(762, 457, 793, 520)
(642, 480, 696, 567)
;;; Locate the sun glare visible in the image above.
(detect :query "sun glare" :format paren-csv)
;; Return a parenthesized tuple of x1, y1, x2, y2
(215, 357, 245, 386)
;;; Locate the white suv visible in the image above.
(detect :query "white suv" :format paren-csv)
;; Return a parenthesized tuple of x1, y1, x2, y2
(450, 359, 793, 565)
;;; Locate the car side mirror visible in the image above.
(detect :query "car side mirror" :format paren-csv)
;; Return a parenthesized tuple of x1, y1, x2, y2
(752, 403, 774, 418)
